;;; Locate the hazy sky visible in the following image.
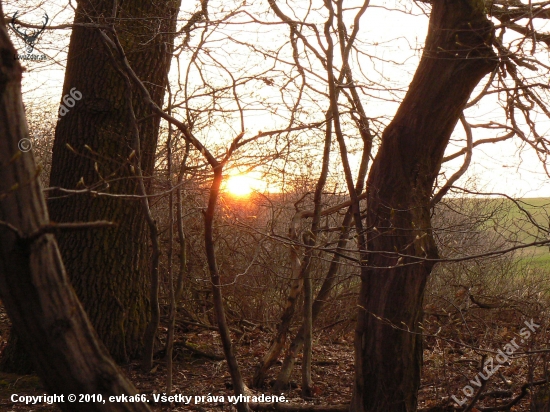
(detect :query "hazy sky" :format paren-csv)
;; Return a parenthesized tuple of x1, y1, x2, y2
(9, 0, 550, 198)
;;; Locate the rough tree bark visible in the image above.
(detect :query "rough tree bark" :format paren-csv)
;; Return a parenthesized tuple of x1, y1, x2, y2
(351, 1, 497, 411)
(0, 4, 150, 410)
(47, 0, 182, 362)
(95, 22, 251, 410)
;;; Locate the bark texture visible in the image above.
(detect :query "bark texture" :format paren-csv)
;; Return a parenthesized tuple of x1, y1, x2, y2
(0, 6, 150, 410)
(0, 333, 34, 373)
(47, 0, 181, 362)
(351, 1, 496, 411)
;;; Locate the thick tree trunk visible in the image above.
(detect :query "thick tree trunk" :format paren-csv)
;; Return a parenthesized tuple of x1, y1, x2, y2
(0, 7, 150, 410)
(351, 1, 496, 411)
(0, 333, 34, 374)
(47, 0, 181, 362)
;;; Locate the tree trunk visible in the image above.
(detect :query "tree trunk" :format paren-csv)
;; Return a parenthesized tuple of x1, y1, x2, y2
(47, 0, 181, 362)
(275, 131, 370, 391)
(351, 1, 496, 411)
(205, 168, 250, 412)
(251, 209, 306, 388)
(275, 209, 352, 390)
(0, 333, 34, 374)
(301, 262, 313, 398)
(0, 6, 150, 410)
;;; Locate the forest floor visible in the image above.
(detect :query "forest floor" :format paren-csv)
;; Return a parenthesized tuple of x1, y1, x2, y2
(0, 306, 544, 411)
(0, 312, 355, 412)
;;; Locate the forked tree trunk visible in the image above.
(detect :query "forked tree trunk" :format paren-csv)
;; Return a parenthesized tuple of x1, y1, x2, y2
(351, 1, 496, 411)
(275, 131, 370, 391)
(47, 0, 181, 362)
(251, 210, 307, 388)
(0, 7, 150, 410)
(274, 209, 352, 391)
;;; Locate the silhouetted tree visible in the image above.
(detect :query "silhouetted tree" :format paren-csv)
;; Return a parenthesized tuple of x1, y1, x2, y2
(47, 0, 184, 362)
(351, 1, 496, 410)
(0, 5, 151, 410)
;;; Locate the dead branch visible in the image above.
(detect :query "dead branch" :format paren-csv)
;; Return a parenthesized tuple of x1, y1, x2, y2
(173, 340, 224, 361)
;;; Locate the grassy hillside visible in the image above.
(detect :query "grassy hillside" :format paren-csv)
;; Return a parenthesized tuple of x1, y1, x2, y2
(436, 196, 550, 267)
(486, 197, 550, 267)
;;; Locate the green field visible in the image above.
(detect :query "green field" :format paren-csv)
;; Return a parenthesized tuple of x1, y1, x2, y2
(488, 197, 550, 268)
(441, 196, 550, 268)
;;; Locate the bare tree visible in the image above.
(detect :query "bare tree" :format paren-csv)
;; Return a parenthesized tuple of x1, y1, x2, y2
(351, 1, 496, 410)
(0, 5, 151, 410)
(47, 0, 183, 362)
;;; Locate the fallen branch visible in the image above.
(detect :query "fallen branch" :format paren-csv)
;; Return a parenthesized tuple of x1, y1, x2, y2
(469, 294, 501, 309)
(478, 379, 547, 411)
(173, 340, 224, 361)
(463, 355, 488, 412)
(179, 319, 219, 331)
(179, 319, 241, 334)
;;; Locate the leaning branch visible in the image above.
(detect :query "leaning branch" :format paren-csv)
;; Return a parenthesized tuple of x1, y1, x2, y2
(26, 221, 116, 241)
(98, 28, 219, 167)
(431, 115, 473, 206)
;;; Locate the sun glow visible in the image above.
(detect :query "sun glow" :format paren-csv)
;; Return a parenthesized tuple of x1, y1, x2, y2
(224, 174, 259, 197)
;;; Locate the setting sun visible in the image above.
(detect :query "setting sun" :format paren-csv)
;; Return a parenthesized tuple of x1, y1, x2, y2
(224, 174, 258, 197)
